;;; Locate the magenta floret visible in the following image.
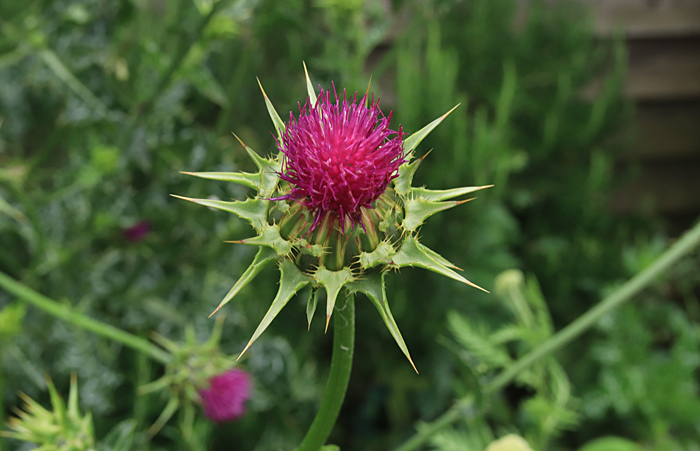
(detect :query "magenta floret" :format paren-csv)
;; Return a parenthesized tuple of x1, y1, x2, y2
(199, 369, 252, 423)
(276, 87, 405, 230)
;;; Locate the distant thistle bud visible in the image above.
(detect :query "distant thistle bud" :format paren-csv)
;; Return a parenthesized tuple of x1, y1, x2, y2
(140, 315, 251, 432)
(199, 369, 252, 423)
(176, 65, 492, 371)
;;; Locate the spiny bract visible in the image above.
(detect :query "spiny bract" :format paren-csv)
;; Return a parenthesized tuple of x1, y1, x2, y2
(175, 65, 491, 372)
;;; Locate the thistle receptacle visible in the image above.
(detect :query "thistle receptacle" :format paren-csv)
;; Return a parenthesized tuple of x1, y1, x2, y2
(176, 65, 491, 372)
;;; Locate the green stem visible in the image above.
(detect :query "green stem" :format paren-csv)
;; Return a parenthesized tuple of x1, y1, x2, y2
(297, 293, 356, 451)
(395, 219, 700, 451)
(0, 271, 171, 364)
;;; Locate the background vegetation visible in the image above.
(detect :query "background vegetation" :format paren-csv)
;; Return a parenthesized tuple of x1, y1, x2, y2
(1, 0, 698, 450)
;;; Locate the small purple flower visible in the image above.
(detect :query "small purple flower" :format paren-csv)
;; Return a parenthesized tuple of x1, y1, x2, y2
(123, 220, 151, 242)
(275, 87, 405, 231)
(198, 369, 252, 423)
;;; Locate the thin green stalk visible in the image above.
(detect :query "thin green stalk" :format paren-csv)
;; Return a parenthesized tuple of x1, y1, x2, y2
(395, 219, 700, 451)
(0, 271, 171, 364)
(297, 293, 356, 451)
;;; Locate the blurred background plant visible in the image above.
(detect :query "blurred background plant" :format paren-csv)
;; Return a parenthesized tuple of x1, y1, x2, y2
(1, 0, 698, 450)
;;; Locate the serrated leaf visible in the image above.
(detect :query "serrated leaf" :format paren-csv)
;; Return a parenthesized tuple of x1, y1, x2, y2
(313, 266, 355, 332)
(237, 260, 312, 359)
(358, 241, 396, 270)
(303, 61, 318, 107)
(181, 171, 259, 190)
(257, 77, 285, 140)
(227, 224, 293, 256)
(210, 247, 278, 317)
(411, 185, 493, 201)
(306, 288, 319, 330)
(447, 311, 512, 369)
(402, 104, 459, 161)
(394, 157, 423, 195)
(392, 236, 488, 293)
(403, 197, 471, 232)
(172, 195, 268, 231)
(348, 272, 417, 373)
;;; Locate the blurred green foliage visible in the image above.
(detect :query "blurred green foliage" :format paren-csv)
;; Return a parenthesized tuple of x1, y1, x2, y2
(1, 0, 697, 450)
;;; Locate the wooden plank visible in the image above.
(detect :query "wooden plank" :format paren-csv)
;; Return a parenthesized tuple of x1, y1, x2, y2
(582, 0, 700, 37)
(625, 38, 700, 100)
(611, 161, 700, 214)
(580, 38, 700, 100)
(631, 102, 700, 159)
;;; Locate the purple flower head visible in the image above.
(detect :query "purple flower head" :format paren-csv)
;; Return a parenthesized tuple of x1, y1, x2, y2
(123, 220, 151, 242)
(198, 369, 252, 423)
(275, 87, 405, 231)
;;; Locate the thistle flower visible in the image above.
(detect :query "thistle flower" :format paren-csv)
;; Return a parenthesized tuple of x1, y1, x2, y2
(175, 65, 491, 371)
(274, 86, 405, 231)
(199, 369, 252, 423)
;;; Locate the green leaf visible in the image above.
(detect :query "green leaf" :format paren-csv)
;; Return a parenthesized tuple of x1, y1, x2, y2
(391, 236, 487, 293)
(228, 224, 293, 256)
(237, 260, 312, 359)
(303, 61, 318, 107)
(403, 197, 470, 232)
(306, 288, 319, 330)
(172, 195, 268, 232)
(348, 272, 417, 373)
(447, 311, 512, 369)
(257, 77, 285, 140)
(180, 171, 259, 191)
(313, 266, 355, 332)
(411, 185, 493, 201)
(210, 247, 278, 317)
(394, 157, 423, 196)
(402, 104, 459, 161)
(358, 241, 396, 270)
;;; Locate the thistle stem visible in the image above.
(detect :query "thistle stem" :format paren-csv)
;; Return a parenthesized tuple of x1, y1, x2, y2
(297, 292, 355, 451)
(0, 271, 171, 364)
(395, 219, 700, 451)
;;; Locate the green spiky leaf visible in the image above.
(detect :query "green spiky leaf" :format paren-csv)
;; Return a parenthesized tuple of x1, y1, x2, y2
(229, 224, 293, 256)
(403, 197, 470, 232)
(392, 236, 487, 293)
(348, 271, 417, 373)
(358, 241, 396, 270)
(313, 266, 355, 332)
(180, 171, 260, 191)
(244, 146, 282, 198)
(257, 78, 285, 140)
(411, 184, 493, 201)
(402, 104, 459, 161)
(172, 196, 268, 232)
(307, 288, 320, 330)
(210, 247, 278, 317)
(303, 61, 318, 107)
(394, 158, 422, 196)
(238, 260, 312, 359)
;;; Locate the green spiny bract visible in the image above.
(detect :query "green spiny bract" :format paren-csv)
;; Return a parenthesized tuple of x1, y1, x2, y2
(176, 65, 491, 372)
(1, 375, 95, 451)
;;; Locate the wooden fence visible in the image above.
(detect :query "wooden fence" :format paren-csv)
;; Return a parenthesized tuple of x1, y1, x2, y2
(583, 0, 700, 226)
